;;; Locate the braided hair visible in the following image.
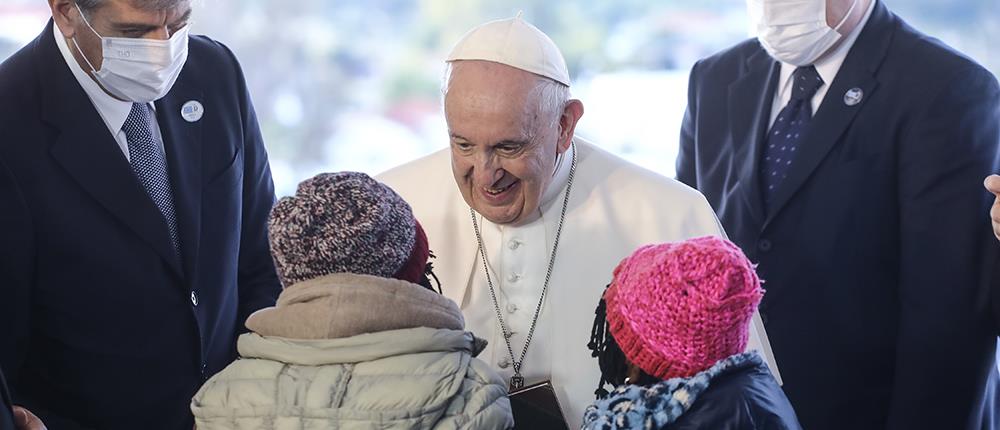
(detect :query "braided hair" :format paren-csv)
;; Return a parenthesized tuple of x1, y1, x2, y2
(417, 251, 443, 294)
(587, 285, 659, 399)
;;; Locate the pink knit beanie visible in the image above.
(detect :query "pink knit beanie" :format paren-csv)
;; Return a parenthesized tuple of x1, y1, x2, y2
(604, 236, 763, 380)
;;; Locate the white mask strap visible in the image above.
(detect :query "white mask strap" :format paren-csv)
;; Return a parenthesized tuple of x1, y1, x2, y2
(70, 35, 100, 74)
(74, 3, 104, 40)
(71, 3, 103, 73)
(833, 0, 860, 32)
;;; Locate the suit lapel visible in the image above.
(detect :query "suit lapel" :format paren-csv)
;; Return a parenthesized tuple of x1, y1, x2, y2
(39, 20, 183, 278)
(156, 80, 204, 283)
(763, 1, 895, 228)
(729, 49, 780, 229)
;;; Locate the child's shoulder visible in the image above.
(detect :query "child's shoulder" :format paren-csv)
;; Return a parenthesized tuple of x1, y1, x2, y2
(677, 361, 800, 429)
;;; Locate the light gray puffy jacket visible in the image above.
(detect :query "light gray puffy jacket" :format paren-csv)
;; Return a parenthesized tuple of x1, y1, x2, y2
(191, 273, 513, 430)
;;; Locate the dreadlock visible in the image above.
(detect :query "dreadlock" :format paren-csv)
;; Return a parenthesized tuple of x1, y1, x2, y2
(417, 250, 443, 294)
(587, 285, 659, 399)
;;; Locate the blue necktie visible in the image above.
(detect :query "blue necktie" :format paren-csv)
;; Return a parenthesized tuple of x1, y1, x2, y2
(760, 66, 824, 207)
(122, 102, 181, 256)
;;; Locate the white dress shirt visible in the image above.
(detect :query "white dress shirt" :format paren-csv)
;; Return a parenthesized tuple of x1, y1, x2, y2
(53, 24, 165, 161)
(769, 0, 877, 127)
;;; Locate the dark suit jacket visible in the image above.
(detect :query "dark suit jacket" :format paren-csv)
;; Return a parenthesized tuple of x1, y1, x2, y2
(0, 22, 281, 429)
(677, 2, 1000, 429)
(0, 369, 13, 430)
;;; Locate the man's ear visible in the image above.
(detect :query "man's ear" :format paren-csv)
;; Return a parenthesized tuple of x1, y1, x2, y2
(50, 0, 80, 39)
(557, 99, 584, 153)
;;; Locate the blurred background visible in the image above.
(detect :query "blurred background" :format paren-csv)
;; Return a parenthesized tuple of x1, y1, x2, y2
(1, 0, 998, 196)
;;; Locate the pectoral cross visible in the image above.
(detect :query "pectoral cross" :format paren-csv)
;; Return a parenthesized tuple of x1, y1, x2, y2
(510, 374, 525, 391)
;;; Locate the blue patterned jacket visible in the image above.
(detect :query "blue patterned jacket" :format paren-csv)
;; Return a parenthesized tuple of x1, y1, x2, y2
(582, 352, 801, 430)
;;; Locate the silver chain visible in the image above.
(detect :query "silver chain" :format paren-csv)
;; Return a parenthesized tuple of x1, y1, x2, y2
(470, 141, 577, 390)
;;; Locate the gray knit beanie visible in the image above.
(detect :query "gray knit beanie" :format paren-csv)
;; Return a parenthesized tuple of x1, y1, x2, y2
(268, 172, 429, 287)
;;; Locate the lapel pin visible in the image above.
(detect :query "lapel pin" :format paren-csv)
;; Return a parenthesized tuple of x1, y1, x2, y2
(181, 100, 204, 123)
(844, 87, 863, 106)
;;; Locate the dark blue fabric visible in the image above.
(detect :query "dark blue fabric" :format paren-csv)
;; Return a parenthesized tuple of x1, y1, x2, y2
(670, 362, 800, 430)
(0, 21, 281, 429)
(0, 369, 14, 430)
(759, 66, 822, 207)
(676, 1, 1000, 429)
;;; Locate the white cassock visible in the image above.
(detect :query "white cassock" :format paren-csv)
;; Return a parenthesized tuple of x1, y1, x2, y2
(378, 137, 779, 428)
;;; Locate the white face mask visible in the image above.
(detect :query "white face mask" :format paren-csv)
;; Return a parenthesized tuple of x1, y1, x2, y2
(749, 0, 859, 66)
(72, 4, 189, 103)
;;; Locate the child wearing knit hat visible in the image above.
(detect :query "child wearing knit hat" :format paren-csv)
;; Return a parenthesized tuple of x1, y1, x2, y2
(191, 172, 513, 430)
(583, 236, 801, 430)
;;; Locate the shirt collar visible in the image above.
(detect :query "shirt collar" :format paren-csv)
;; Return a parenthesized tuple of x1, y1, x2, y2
(776, 0, 877, 98)
(539, 140, 574, 211)
(53, 23, 134, 136)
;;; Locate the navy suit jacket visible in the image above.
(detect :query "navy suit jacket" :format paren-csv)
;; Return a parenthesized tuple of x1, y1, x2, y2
(0, 370, 13, 430)
(677, 2, 1000, 430)
(0, 22, 281, 429)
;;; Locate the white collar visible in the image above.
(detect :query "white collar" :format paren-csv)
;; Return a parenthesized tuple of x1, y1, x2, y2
(53, 23, 134, 136)
(776, 0, 877, 97)
(538, 140, 575, 213)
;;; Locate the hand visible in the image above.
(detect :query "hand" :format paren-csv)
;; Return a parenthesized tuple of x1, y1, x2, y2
(985, 175, 1000, 241)
(12, 406, 46, 430)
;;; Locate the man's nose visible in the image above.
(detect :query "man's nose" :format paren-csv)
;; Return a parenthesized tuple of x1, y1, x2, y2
(146, 27, 171, 40)
(473, 155, 504, 186)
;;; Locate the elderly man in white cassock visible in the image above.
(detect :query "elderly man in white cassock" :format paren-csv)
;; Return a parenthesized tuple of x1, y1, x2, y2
(378, 14, 779, 427)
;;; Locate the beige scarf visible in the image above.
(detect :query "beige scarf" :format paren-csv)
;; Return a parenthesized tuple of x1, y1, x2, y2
(246, 272, 465, 340)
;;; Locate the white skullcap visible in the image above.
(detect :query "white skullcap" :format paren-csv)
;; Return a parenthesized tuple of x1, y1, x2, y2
(446, 12, 571, 87)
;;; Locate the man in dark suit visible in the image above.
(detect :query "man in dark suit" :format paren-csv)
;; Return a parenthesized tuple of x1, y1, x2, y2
(0, 0, 281, 428)
(677, 0, 1000, 429)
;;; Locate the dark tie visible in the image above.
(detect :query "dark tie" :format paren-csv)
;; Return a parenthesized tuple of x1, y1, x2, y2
(122, 102, 181, 256)
(760, 65, 824, 207)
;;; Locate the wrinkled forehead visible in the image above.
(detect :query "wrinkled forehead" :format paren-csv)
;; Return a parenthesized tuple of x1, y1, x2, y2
(446, 61, 540, 98)
(444, 61, 548, 126)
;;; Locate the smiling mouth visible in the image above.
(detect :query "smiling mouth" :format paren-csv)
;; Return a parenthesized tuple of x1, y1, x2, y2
(483, 172, 520, 196)
(485, 180, 518, 195)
